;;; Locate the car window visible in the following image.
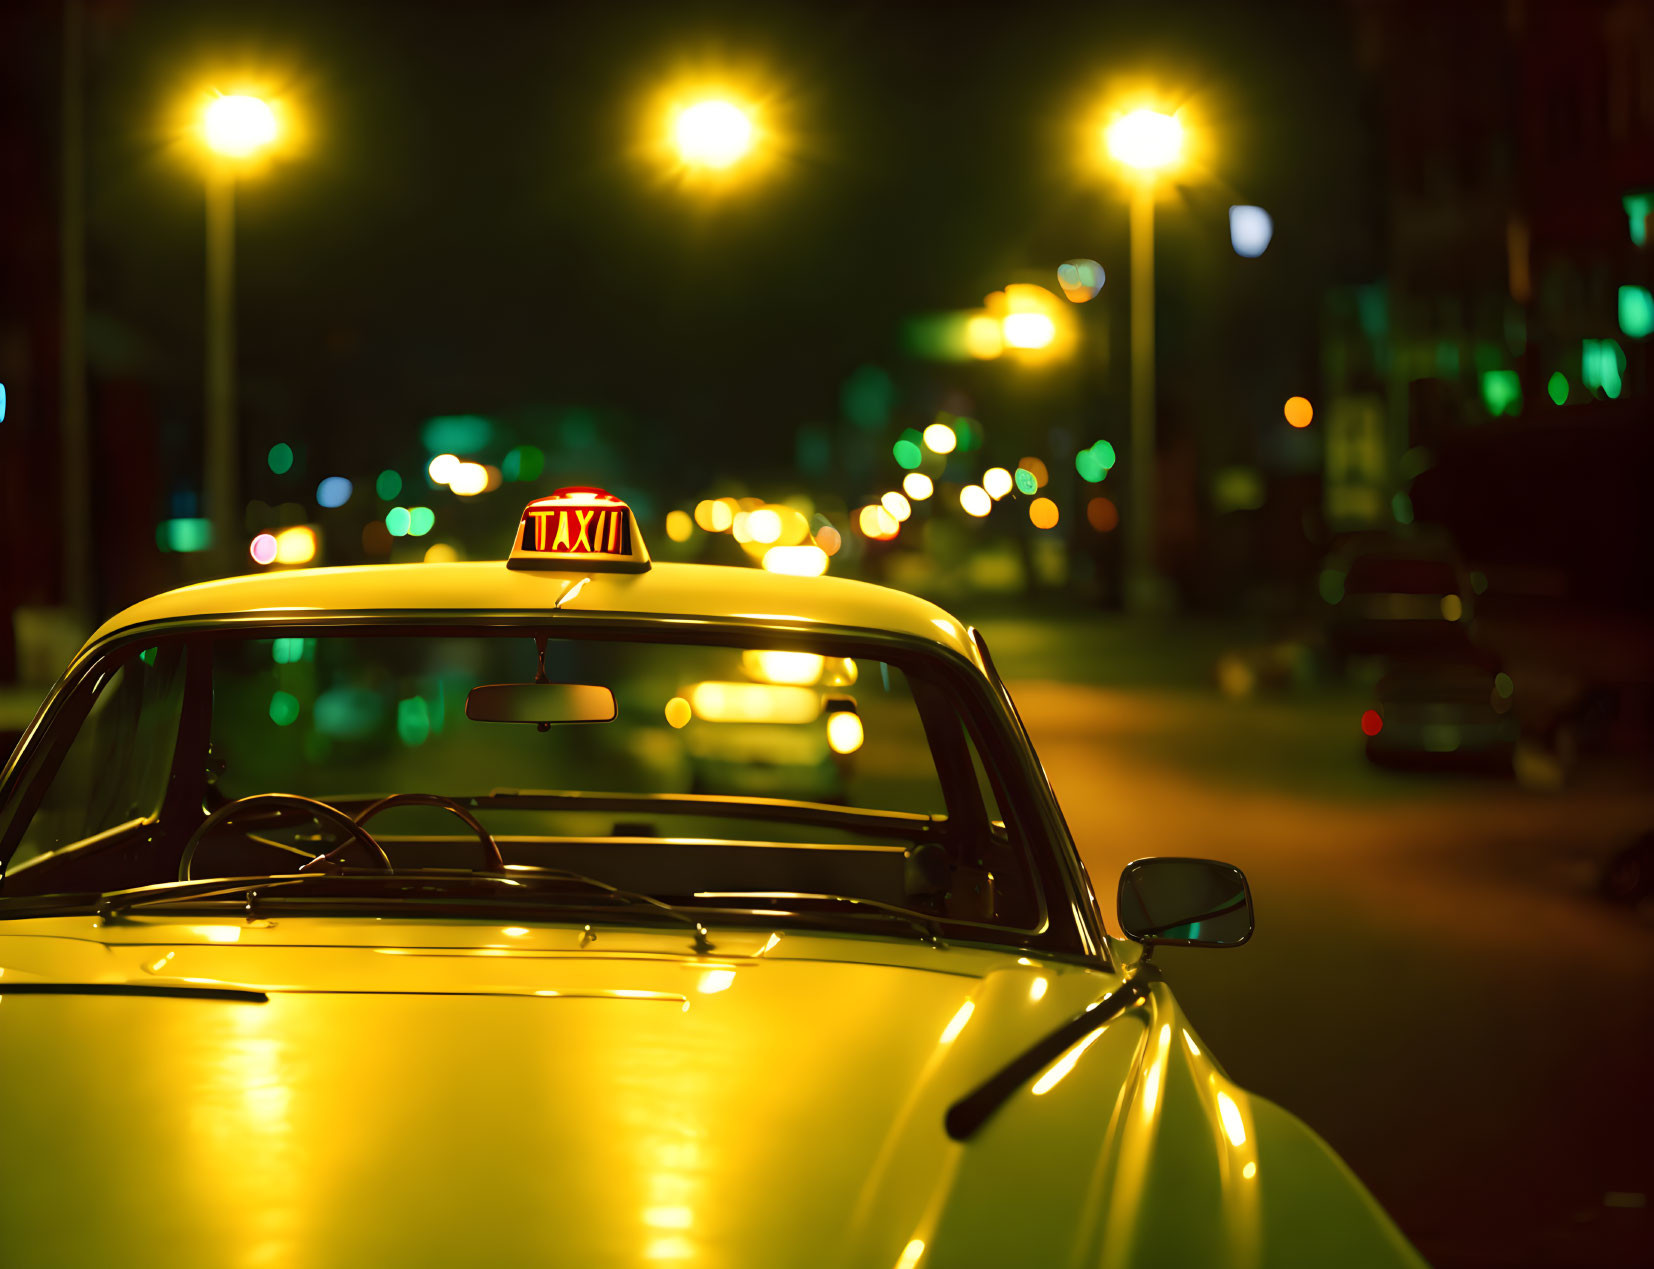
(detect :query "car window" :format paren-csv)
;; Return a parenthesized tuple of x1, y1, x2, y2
(209, 635, 947, 818)
(5, 645, 186, 870)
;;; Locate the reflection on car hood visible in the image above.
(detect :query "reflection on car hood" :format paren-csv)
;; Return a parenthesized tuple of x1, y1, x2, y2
(0, 917, 1420, 1268)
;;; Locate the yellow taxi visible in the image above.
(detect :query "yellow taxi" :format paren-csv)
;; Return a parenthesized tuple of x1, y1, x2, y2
(0, 488, 1422, 1267)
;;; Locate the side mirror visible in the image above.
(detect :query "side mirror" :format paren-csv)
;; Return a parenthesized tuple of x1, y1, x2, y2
(1117, 857, 1254, 948)
(465, 682, 617, 725)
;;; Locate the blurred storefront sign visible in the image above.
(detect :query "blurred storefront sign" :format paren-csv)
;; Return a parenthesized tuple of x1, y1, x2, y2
(1324, 394, 1387, 528)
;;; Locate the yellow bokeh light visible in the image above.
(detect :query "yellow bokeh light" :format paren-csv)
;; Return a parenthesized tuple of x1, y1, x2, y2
(982, 467, 1013, 499)
(747, 508, 782, 544)
(448, 462, 489, 496)
(923, 422, 958, 454)
(203, 94, 278, 158)
(673, 99, 754, 169)
(965, 312, 1005, 359)
(1106, 108, 1184, 171)
(960, 485, 992, 517)
(687, 680, 819, 724)
(427, 453, 460, 485)
(272, 526, 316, 565)
(858, 504, 899, 540)
(826, 710, 865, 754)
(743, 650, 826, 685)
(1003, 311, 1056, 349)
(1284, 395, 1314, 428)
(1441, 594, 1463, 621)
(761, 544, 828, 576)
(881, 491, 912, 522)
(422, 542, 459, 563)
(1029, 497, 1060, 529)
(664, 696, 692, 729)
(902, 472, 934, 501)
(665, 510, 694, 542)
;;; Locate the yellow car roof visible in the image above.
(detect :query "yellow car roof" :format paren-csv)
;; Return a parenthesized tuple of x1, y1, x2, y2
(88, 562, 980, 662)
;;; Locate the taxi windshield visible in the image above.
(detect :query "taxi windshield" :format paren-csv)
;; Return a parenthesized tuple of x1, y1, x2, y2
(0, 626, 1059, 947)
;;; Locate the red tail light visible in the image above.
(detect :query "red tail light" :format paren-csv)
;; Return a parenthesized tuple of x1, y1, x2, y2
(1360, 709, 1383, 737)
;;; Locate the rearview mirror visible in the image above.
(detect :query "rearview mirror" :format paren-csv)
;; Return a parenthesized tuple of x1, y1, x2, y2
(465, 683, 616, 725)
(1117, 857, 1253, 948)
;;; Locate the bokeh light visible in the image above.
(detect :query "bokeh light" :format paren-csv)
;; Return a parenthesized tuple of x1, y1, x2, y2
(762, 544, 829, 576)
(249, 532, 278, 565)
(376, 470, 402, 500)
(1361, 709, 1384, 737)
(1105, 108, 1184, 171)
(1002, 311, 1056, 349)
(1029, 497, 1060, 529)
(1017, 457, 1049, 490)
(423, 542, 459, 563)
(902, 472, 934, 501)
(826, 710, 865, 755)
(1086, 497, 1119, 532)
(983, 467, 1013, 499)
(1057, 259, 1105, 302)
(385, 506, 411, 537)
(448, 462, 489, 496)
(273, 526, 316, 565)
(408, 507, 435, 537)
(923, 422, 958, 454)
(815, 525, 842, 555)
(665, 510, 694, 542)
(267, 442, 294, 475)
(316, 476, 353, 508)
(881, 491, 912, 522)
(959, 485, 992, 517)
(203, 94, 277, 159)
(664, 697, 692, 729)
(858, 505, 899, 540)
(428, 453, 460, 484)
(1284, 396, 1314, 428)
(892, 436, 924, 469)
(673, 100, 754, 169)
(1229, 206, 1274, 258)
(964, 313, 1005, 359)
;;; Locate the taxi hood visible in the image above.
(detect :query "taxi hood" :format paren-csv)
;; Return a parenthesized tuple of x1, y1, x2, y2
(0, 917, 1419, 1268)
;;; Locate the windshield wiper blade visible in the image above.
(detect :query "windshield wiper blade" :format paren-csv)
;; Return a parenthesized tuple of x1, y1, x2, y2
(691, 890, 944, 946)
(99, 870, 715, 953)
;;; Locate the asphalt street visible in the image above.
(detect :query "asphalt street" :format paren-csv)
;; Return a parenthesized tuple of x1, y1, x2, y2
(977, 615, 1654, 1268)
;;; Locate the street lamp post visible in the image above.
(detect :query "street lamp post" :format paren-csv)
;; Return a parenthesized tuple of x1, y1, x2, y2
(1105, 108, 1184, 614)
(200, 94, 277, 571)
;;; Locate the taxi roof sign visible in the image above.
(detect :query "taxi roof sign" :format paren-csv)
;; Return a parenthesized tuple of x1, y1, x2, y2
(507, 488, 651, 573)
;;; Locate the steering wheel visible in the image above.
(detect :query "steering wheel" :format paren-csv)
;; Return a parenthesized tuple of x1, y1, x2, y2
(351, 793, 505, 871)
(179, 793, 394, 882)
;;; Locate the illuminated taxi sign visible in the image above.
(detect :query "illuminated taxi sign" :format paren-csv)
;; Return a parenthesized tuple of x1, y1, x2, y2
(507, 487, 651, 573)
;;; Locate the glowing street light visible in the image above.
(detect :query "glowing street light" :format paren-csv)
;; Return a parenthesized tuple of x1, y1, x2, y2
(1104, 105, 1187, 613)
(673, 99, 755, 169)
(199, 91, 281, 573)
(203, 95, 277, 158)
(1105, 108, 1183, 171)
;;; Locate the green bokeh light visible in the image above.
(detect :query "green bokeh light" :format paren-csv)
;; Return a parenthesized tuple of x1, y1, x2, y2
(408, 506, 435, 537)
(1547, 372, 1569, 406)
(268, 690, 300, 727)
(1014, 468, 1038, 495)
(385, 507, 411, 537)
(892, 438, 922, 470)
(376, 470, 402, 500)
(1479, 369, 1521, 417)
(1494, 673, 1514, 699)
(422, 415, 492, 454)
(267, 443, 293, 475)
(1318, 569, 1345, 605)
(397, 697, 431, 747)
(1619, 285, 1653, 339)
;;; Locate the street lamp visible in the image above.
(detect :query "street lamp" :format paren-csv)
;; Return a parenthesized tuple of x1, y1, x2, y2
(1105, 107, 1183, 613)
(200, 93, 278, 570)
(672, 99, 755, 170)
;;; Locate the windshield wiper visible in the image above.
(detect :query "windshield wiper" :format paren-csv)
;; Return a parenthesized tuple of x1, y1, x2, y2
(94, 870, 714, 953)
(690, 890, 944, 946)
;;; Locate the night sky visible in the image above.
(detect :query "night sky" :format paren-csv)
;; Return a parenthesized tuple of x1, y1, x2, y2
(25, 0, 1374, 504)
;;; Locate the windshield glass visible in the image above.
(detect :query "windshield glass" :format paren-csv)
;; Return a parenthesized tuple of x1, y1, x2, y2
(1, 626, 1059, 946)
